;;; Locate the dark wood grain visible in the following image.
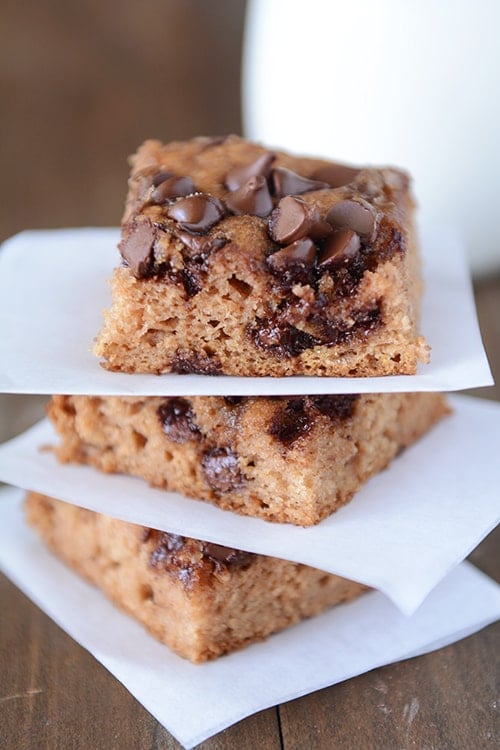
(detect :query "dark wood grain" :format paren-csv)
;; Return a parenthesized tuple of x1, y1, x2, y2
(0, 0, 246, 242)
(0, 572, 281, 750)
(279, 618, 499, 750)
(464, 273, 500, 403)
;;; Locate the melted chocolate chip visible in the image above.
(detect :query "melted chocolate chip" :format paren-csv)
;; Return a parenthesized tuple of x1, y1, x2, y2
(271, 167, 329, 198)
(179, 235, 227, 297)
(147, 529, 253, 583)
(150, 175, 195, 204)
(157, 398, 200, 443)
(368, 221, 405, 266)
(119, 221, 156, 278)
(269, 196, 331, 245)
(225, 175, 273, 217)
(170, 352, 222, 375)
(167, 194, 226, 234)
(223, 396, 245, 405)
(225, 152, 276, 191)
(317, 250, 368, 298)
(311, 304, 381, 345)
(266, 238, 316, 285)
(351, 304, 382, 335)
(327, 199, 378, 240)
(140, 527, 152, 542)
(270, 398, 313, 445)
(311, 164, 361, 188)
(309, 394, 358, 420)
(269, 394, 359, 447)
(202, 447, 244, 493)
(181, 268, 204, 297)
(250, 316, 319, 358)
(150, 532, 185, 567)
(319, 228, 361, 270)
(161, 262, 185, 289)
(202, 542, 252, 566)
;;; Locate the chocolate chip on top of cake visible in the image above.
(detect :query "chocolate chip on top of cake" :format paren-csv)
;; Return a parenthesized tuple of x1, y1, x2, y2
(94, 135, 429, 376)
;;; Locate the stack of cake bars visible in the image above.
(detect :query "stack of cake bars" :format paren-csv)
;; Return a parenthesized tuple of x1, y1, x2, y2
(26, 136, 450, 663)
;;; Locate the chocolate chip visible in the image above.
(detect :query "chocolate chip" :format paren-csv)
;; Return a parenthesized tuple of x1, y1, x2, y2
(223, 396, 245, 405)
(166, 194, 226, 234)
(225, 152, 276, 191)
(268, 196, 331, 244)
(326, 198, 378, 240)
(152, 170, 175, 187)
(250, 316, 319, 357)
(176, 232, 227, 255)
(368, 221, 405, 266)
(150, 175, 195, 204)
(202, 447, 243, 493)
(178, 234, 228, 296)
(271, 167, 329, 198)
(119, 220, 156, 278)
(311, 164, 361, 188)
(134, 172, 158, 203)
(351, 304, 381, 334)
(170, 352, 222, 375)
(140, 527, 152, 543)
(150, 531, 185, 567)
(269, 395, 358, 445)
(147, 528, 253, 587)
(202, 542, 252, 566)
(319, 228, 361, 269)
(202, 542, 234, 562)
(310, 304, 381, 345)
(148, 527, 254, 584)
(270, 398, 314, 446)
(268, 237, 317, 269)
(266, 237, 316, 285)
(309, 394, 358, 421)
(181, 269, 203, 297)
(225, 175, 273, 217)
(157, 398, 200, 443)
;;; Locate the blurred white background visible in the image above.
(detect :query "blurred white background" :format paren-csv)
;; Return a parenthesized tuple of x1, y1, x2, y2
(244, 0, 500, 276)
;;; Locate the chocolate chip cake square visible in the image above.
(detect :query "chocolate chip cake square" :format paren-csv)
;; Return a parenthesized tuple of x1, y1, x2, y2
(94, 136, 429, 377)
(48, 392, 449, 526)
(25, 492, 368, 662)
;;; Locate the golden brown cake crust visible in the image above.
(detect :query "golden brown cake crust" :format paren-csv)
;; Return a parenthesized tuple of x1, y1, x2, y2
(94, 136, 429, 376)
(25, 492, 368, 663)
(48, 393, 450, 526)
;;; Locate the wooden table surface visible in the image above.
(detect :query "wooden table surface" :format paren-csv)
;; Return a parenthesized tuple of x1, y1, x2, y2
(1, 277, 499, 750)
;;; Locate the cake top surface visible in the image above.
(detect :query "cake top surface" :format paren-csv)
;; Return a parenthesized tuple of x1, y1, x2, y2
(119, 134, 412, 281)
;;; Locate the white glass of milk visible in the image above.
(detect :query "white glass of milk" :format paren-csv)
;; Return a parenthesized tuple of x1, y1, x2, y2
(243, 0, 500, 275)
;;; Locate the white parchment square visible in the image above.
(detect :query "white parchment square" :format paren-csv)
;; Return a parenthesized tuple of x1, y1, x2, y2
(0, 486, 498, 750)
(0, 395, 498, 614)
(0, 227, 492, 395)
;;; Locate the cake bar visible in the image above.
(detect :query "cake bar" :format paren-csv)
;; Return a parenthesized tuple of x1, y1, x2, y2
(25, 492, 368, 663)
(48, 392, 449, 526)
(94, 135, 429, 377)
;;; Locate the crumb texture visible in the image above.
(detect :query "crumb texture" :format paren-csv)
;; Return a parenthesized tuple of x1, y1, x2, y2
(48, 393, 450, 525)
(25, 492, 368, 662)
